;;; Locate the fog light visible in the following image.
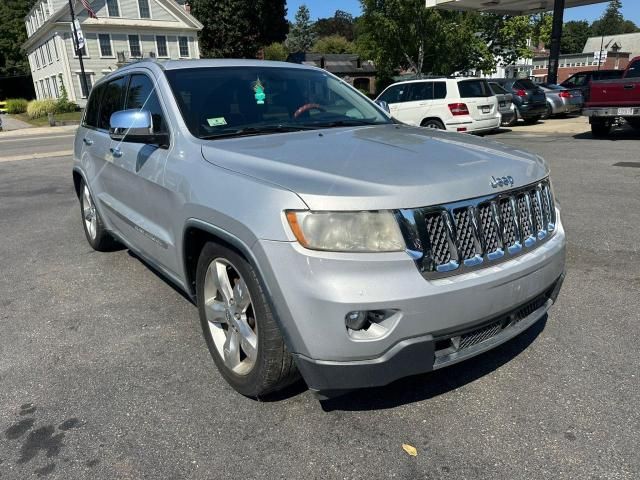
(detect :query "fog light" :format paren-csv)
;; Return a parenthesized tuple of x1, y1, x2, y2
(457, 127, 467, 132)
(345, 311, 369, 331)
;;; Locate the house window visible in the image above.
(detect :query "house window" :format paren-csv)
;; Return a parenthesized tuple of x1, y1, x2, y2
(51, 76, 59, 98)
(138, 0, 151, 18)
(178, 37, 189, 58)
(156, 36, 168, 57)
(45, 77, 52, 98)
(99, 34, 113, 57)
(106, 0, 120, 17)
(78, 73, 93, 98)
(46, 41, 53, 64)
(39, 46, 46, 66)
(35, 51, 40, 69)
(129, 35, 142, 58)
(40, 80, 46, 98)
(53, 36, 59, 60)
(48, 0, 54, 15)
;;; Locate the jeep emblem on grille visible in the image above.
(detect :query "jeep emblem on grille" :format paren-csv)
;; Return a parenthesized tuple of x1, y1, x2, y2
(490, 175, 514, 189)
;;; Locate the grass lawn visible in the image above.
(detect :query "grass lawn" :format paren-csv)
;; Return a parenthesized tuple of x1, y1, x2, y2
(12, 111, 82, 127)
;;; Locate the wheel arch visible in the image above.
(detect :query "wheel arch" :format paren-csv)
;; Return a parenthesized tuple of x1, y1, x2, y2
(420, 117, 445, 128)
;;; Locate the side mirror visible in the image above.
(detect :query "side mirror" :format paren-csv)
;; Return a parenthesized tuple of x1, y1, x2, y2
(375, 100, 390, 113)
(109, 109, 168, 147)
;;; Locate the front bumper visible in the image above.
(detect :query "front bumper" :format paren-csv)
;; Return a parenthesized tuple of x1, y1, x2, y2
(252, 215, 566, 392)
(296, 273, 564, 394)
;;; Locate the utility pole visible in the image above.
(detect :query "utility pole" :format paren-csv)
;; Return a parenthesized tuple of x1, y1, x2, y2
(68, 0, 89, 97)
(597, 34, 605, 71)
(547, 0, 566, 85)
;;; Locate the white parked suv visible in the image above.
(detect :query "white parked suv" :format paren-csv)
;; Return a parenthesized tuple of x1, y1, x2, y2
(376, 77, 501, 134)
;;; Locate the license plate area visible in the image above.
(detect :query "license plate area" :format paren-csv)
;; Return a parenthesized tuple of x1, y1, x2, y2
(481, 106, 491, 114)
(618, 107, 633, 115)
(499, 101, 506, 108)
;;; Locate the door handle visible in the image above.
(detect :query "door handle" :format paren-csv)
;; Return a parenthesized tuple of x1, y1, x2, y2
(83, 138, 93, 146)
(624, 84, 635, 89)
(110, 147, 122, 158)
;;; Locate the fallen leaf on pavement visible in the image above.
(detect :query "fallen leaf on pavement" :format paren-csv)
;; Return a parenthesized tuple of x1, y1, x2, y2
(402, 443, 417, 456)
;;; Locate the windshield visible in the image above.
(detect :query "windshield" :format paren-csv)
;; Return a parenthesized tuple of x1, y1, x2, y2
(164, 66, 391, 139)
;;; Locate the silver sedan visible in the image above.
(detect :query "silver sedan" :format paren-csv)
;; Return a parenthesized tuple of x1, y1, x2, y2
(540, 83, 584, 118)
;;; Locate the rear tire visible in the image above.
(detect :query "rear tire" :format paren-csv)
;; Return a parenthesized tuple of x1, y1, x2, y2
(626, 118, 640, 130)
(79, 180, 117, 251)
(523, 116, 541, 125)
(421, 119, 445, 130)
(591, 120, 611, 137)
(542, 104, 553, 119)
(196, 242, 299, 397)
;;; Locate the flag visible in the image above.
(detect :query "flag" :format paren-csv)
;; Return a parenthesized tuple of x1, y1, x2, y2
(79, 0, 98, 19)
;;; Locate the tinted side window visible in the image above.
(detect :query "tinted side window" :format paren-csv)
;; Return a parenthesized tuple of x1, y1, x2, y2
(378, 85, 407, 104)
(83, 84, 104, 128)
(98, 76, 128, 130)
(433, 82, 447, 99)
(626, 61, 640, 78)
(571, 74, 587, 86)
(125, 74, 167, 133)
(458, 80, 491, 97)
(408, 82, 433, 101)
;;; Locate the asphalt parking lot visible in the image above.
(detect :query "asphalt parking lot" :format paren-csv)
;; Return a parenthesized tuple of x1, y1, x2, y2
(1, 122, 639, 479)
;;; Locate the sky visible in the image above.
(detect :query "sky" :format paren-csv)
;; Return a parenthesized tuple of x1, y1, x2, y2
(286, 0, 640, 25)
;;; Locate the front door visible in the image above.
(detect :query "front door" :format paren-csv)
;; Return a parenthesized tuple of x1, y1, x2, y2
(107, 71, 178, 274)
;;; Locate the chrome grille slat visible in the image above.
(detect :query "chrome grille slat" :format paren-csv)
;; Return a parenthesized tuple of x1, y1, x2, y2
(398, 178, 557, 279)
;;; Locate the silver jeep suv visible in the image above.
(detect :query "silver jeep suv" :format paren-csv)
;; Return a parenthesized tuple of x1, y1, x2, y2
(73, 60, 566, 399)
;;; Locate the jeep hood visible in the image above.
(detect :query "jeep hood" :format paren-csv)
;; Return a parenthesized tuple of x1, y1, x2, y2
(200, 124, 548, 211)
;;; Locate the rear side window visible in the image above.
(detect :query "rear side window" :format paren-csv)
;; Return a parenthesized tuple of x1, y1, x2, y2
(489, 82, 508, 95)
(83, 84, 103, 128)
(458, 80, 491, 98)
(433, 82, 447, 99)
(378, 84, 407, 104)
(98, 76, 129, 130)
(626, 61, 640, 78)
(594, 70, 624, 80)
(125, 74, 168, 133)
(408, 82, 433, 101)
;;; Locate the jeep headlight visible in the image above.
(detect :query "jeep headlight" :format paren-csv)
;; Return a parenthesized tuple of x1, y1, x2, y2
(285, 211, 405, 252)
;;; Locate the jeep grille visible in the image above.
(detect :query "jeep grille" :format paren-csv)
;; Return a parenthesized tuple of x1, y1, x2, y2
(397, 179, 557, 279)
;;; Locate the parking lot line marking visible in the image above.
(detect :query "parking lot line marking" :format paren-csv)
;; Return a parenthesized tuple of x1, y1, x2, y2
(0, 150, 73, 163)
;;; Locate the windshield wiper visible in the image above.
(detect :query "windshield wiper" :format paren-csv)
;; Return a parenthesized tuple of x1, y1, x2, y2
(303, 119, 384, 129)
(200, 124, 317, 140)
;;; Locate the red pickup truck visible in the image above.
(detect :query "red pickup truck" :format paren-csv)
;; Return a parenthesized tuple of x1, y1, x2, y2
(583, 56, 640, 137)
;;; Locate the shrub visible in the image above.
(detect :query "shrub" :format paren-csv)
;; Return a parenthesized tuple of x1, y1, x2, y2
(5, 98, 28, 114)
(55, 98, 78, 114)
(27, 99, 58, 119)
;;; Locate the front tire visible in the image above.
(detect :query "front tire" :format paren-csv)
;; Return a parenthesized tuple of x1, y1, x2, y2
(591, 120, 612, 137)
(79, 180, 117, 251)
(523, 115, 541, 125)
(196, 242, 298, 397)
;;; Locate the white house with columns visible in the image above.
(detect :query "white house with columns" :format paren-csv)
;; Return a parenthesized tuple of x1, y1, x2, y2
(23, 0, 202, 106)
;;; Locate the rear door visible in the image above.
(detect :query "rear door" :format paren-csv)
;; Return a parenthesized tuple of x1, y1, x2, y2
(489, 82, 512, 113)
(402, 81, 434, 125)
(457, 79, 497, 121)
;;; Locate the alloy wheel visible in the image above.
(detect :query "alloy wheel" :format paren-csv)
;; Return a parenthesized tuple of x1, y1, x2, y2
(82, 185, 97, 240)
(203, 258, 258, 376)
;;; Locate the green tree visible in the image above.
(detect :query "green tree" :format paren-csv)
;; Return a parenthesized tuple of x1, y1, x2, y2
(560, 20, 592, 54)
(314, 10, 356, 41)
(358, 0, 520, 78)
(191, 0, 288, 58)
(591, 0, 639, 36)
(263, 42, 289, 61)
(0, 0, 36, 76)
(286, 5, 316, 53)
(312, 35, 356, 54)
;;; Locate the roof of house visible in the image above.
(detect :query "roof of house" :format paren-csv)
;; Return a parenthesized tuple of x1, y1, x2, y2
(287, 53, 376, 74)
(583, 32, 640, 58)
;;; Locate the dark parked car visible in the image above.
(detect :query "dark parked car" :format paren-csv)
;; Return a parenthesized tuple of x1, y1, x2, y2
(561, 69, 624, 102)
(492, 78, 547, 125)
